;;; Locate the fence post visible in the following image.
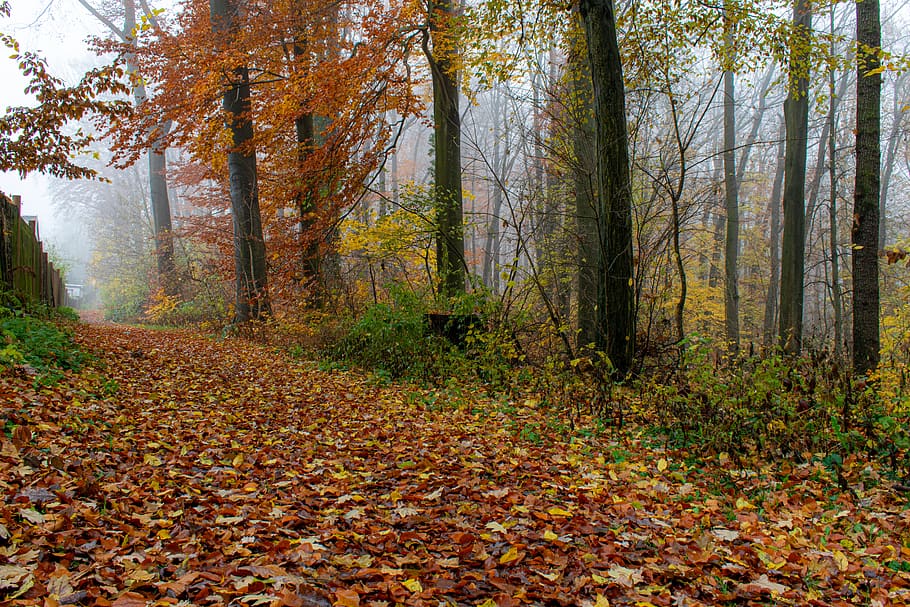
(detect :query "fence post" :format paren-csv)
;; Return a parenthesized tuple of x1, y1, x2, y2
(0, 194, 12, 291)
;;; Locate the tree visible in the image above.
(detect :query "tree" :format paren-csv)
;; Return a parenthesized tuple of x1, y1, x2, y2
(827, 6, 843, 358)
(579, 0, 635, 375)
(852, 0, 881, 374)
(722, 0, 739, 353)
(567, 15, 598, 350)
(423, 0, 466, 298)
(77, 0, 177, 296)
(779, 0, 811, 354)
(209, 0, 270, 322)
(763, 124, 786, 346)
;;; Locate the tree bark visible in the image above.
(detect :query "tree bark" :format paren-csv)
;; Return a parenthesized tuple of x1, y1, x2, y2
(579, 0, 635, 375)
(425, 0, 466, 299)
(210, 0, 270, 322)
(568, 15, 598, 350)
(763, 125, 786, 346)
(852, 0, 881, 374)
(779, 0, 811, 354)
(295, 111, 322, 305)
(828, 6, 843, 357)
(723, 1, 739, 352)
(148, 123, 175, 295)
(78, 0, 176, 295)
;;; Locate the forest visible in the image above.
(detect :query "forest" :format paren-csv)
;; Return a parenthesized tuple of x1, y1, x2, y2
(1, 0, 910, 603)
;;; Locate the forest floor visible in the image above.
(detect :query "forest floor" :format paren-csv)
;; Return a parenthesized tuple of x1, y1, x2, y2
(1, 321, 909, 606)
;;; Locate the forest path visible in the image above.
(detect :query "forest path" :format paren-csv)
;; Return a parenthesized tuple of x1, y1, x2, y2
(0, 321, 905, 606)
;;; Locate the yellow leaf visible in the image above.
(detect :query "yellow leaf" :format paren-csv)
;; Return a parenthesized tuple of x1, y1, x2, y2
(144, 454, 162, 467)
(833, 550, 849, 572)
(547, 507, 573, 517)
(537, 570, 560, 581)
(543, 530, 559, 541)
(735, 497, 754, 510)
(232, 454, 244, 467)
(157, 529, 170, 540)
(477, 600, 498, 607)
(657, 458, 668, 472)
(591, 573, 608, 584)
(499, 545, 522, 564)
(594, 594, 610, 607)
(402, 578, 423, 593)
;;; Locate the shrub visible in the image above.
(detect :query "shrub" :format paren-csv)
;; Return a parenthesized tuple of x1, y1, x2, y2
(333, 294, 447, 380)
(0, 311, 85, 384)
(638, 335, 910, 477)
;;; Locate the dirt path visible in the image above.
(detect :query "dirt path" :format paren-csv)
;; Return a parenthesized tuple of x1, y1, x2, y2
(0, 322, 907, 606)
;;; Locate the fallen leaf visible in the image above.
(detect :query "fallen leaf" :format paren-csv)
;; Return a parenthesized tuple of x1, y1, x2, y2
(499, 545, 523, 564)
(333, 588, 360, 607)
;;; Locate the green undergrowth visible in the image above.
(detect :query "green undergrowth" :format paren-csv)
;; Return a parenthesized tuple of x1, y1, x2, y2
(330, 289, 517, 390)
(637, 336, 910, 483)
(0, 298, 85, 386)
(267, 292, 910, 487)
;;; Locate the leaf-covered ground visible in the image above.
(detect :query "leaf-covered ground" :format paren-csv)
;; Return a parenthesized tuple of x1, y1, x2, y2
(2, 322, 910, 606)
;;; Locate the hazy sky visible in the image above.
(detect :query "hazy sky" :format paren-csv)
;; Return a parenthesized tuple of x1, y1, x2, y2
(0, 1, 105, 264)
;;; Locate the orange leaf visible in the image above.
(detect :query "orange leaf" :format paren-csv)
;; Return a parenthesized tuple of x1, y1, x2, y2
(333, 588, 360, 607)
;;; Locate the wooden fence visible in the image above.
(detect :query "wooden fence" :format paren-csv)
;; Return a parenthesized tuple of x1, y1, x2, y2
(0, 193, 65, 308)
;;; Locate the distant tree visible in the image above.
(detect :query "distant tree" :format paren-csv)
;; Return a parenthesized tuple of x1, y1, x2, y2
(722, 0, 739, 353)
(77, 0, 177, 296)
(852, 0, 881, 374)
(579, 0, 635, 375)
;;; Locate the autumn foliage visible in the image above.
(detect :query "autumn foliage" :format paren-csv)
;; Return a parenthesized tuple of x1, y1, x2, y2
(102, 0, 424, 302)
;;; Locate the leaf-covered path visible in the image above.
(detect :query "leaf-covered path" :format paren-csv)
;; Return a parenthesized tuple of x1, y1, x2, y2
(2, 322, 909, 606)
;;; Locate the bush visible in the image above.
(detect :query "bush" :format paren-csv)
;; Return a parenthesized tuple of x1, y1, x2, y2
(638, 335, 910, 477)
(333, 292, 450, 380)
(0, 310, 85, 384)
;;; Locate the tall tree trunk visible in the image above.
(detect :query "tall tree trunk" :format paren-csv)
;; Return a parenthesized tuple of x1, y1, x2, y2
(77, 0, 176, 295)
(723, 1, 739, 352)
(483, 91, 505, 291)
(210, 0, 270, 322)
(671, 195, 686, 343)
(828, 6, 843, 357)
(779, 0, 811, 354)
(853, 0, 881, 374)
(763, 125, 786, 346)
(148, 123, 175, 295)
(295, 111, 322, 305)
(580, 0, 635, 375)
(568, 14, 598, 350)
(425, 0, 466, 298)
(575, 151, 598, 349)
